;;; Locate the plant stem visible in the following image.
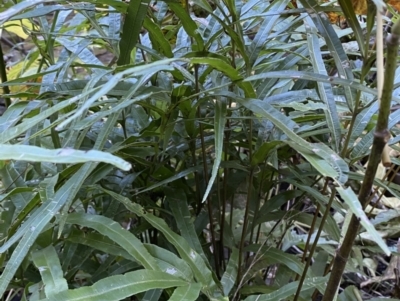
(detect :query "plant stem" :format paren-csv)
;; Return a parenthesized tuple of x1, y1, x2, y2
(322, 18, 400, 301)
(0, 41, 11, 108)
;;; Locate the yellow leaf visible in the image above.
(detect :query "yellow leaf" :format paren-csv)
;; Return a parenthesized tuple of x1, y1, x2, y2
(4, 20, 33, 39)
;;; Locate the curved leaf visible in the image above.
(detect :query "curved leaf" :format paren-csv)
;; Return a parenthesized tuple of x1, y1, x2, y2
(0, 114, 118, 296)
(248, 0, 290, 67)
(117, 0, 151, 65)
(221, 248, 239, 296)
(144, 16, 173, 58)
(244, 70, 384, 99)
(238, 98, 348, 184)
(167, 3, 204, 50)
(336, 186, 390, 255)
(244, 276, 328, 301)
(0, 164, 97, 296)
(306, 23, 341, 152)
(351, 108, 400, 159)
(66, 213, 160, 271)
(0, 145, 131, 171)
(187, 57, 255, 97)
(202, 97, 226, 202)
(167, 188, 205, 257)
(169, 283, 202, 301)
(347, 102, 379, 152)
(67, 232, 193, 280)
(99, 187, 223, 298)
(300, 0, 355, 110)
(38, 270, 188, 301)
(32, 245, 68, 298)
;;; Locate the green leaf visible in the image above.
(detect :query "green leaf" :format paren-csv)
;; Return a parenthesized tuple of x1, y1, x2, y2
(202, 97, 226, 202)
(144, 244, 194, 281)
(0, 163, 97, 296)
(0, 201, 15, 250)
(0, 0, 55, 24)
(144, 16, 173, 58)
(220, 247, 238, 296)
(351, 109, 400, 159)
(306, 24, 341, 152)
(237, 98, 348, 184)
(289, 142, 349, 184)
(312, 251, 329, 277)
(336, 0, 366, 57)
(237, 98, 299, 136)
(99, 187, 222, 298)
(66, 213, 160, 271)
(336, 186, 390, 255)
(0, 102, 26, 132)
(0, 110, 119, 295)
(135, 166, 202, 196)
(167, 3, 204, 50)
(0, 145, 131, 171)
(243, 276, 328, 301)
(0, 90, 95, 144)
(248, 0, 289, 67)
(299, 0, 355, 109)
(67, 231, 133, 260)
(169, 283, 202, 301)
(117, 0, 151, 65)
(38, 270, 188, 301)
(245, 245, 306, 276)
(347, 102, 378, 152)
(251, 141, 283, 166)
(67, 231, 194, 280)
(167, 188, 206, 258)
(142, 289, 162, 301)
(187, 57, 255, 98)
(32, 246, 68, 298)
(0, 164, 33, 213)
(55, 60, 175, 130)
(244, 70, 382, 99)
(254, 190, 304, 225)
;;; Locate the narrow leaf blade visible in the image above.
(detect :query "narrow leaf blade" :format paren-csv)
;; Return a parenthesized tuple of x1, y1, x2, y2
(32, 245, 68, 297)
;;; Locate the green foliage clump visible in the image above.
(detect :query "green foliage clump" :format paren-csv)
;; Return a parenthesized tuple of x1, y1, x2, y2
(0, 0, 399, 300)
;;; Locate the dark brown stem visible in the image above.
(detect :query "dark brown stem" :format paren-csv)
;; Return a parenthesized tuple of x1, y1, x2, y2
(322, 19, 400, 301)
(0, 42, 11, 108)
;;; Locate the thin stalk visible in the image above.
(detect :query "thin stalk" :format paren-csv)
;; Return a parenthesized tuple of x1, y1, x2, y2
(299, 179, 328, 269)
(0, 39, 11, 108)
(195, 64, 220, 277)
(236, 118, 254, 286)
(254, 170, 274, 244)
(341, 6, 376, 157)
(300, 203, 320, 264)
(192, 140, 202, 215)
(220, 105, 231, 269)
(220, 9, 237, 266)
(235, 168, 254, 300)
(294, 204, 321, 299)
(340, 60, 374, 157)
(322, 19, 400, 301)
(295, 187, 335, 301)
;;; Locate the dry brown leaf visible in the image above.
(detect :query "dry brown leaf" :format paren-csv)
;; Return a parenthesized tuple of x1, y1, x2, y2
(324, 0, 400, 23)
(346, 0, 400, 15)
(389, 0, 400, 11)
(361, 238, 400, 289)
(352, 0, 368, 15)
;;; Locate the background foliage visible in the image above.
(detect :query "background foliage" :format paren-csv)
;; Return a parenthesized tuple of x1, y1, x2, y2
(1, 0, 400, 300)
